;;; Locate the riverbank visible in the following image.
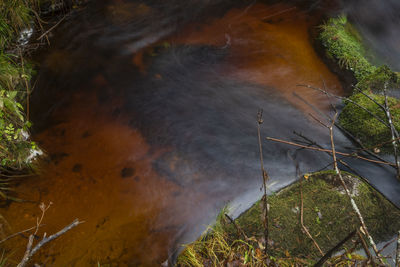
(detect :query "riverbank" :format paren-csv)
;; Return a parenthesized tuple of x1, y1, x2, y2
(0, 0, 39, 179)
(319, 15, 400, 153)
(177, 171, 400, 266)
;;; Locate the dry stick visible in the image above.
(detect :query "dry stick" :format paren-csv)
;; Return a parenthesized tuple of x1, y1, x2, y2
(224, 214, 248, 240)
(293, 92, 392, 167)
(257, 109, 269, 254)
(265, 137, 395, 167)
(17, 219, 83, 267)
(396, 231, 400, 267)
(377, 236, 396, 255)
(354, 87, 400, 141)
(36, 16, 66, 42)
(383, 82, 400, 179)
(0, 224, 45, 244)
(326, 113, 384, 264)
(297, 84, 390, 129)
(292, 131, 366, 180)
(299, 168, 324, 256)
(313, 230, 356, 267)
(357, 230, 375, 266)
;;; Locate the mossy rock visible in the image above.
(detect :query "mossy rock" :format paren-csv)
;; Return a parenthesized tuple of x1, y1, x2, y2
(319, 15, 376, 81)
(339, 92, 400, 152)
(234, 171, 400, 259)
(357, 65, 400, 92)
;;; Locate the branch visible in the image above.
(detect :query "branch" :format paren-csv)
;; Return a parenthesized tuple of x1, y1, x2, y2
(224, 214, 248, 240)
(357, 230, 375, 266)
(17, 219, 83, 267)
(265, 137, 395, 167)
(313, 230, 356, 267)
(0, 224, 45, 244)
(257, 109, 269, 254)
(297, 84, 390, 128)
(383, 82, 400, 179)
(327, 113, 383, 264)
(293, 91, 392, 166)
(396, 230, 400, 267)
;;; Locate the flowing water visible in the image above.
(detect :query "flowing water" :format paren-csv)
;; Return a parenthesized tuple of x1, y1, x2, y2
(1, 1, 400, 266)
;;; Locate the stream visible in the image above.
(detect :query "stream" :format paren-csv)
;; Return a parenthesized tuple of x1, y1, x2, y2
(1, 0, 400, 266)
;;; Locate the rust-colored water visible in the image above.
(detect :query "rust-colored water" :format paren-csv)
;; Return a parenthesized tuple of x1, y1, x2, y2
(0, 2, 344, 266)
(168, 3, 343, 113)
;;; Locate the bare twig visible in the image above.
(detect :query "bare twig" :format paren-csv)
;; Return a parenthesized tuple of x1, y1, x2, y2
(0, 224, 45, 244)
(353, 86, 400, 139)
(36, 16, 66, 42)
(298, 165, 324, 256)
(294, 88, 394, 167)
(16, 203, 83, 267)
(297, 84, 390, 128)
(383, 82, 400, 179)
(314, 230, 356, 267)
(357, 230, 377, 266)
(327, 113, 383, 264)
(224, 214, 248, 240)
(257, 109, 269, 254)
(396, 230, 400, 267)
(265, 137, 395, 167)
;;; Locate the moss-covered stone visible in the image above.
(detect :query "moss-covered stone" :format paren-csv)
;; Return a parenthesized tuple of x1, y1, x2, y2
(319, 15, 400, 92)
(235, 171, 400, 259)
(319, 15, 376, 81)
(357, 65, 400, 92)
(319, 15, 400, 153)
(339, 92, 400, 152)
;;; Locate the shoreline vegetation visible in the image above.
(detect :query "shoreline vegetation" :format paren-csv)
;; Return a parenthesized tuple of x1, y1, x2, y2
(0, 0, 86, 194)
(0, 0, 39, 180)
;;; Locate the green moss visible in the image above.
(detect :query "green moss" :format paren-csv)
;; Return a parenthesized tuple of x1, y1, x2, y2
(339, 92, 400, 152)
(0, 1, 43, 181)
(319, 15, 376, 81)
(357, 65, 400, 91)
(176, 171, 392, 265)
(235, 171, 400, 259)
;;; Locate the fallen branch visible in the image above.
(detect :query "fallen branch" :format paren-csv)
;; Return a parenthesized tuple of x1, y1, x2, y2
(313, 230, 356, 267)
(16, 202, 83, 267)
(265, 137, 395, 167)
(297, 84, 390, 128)
(17, 219, 82, 267)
